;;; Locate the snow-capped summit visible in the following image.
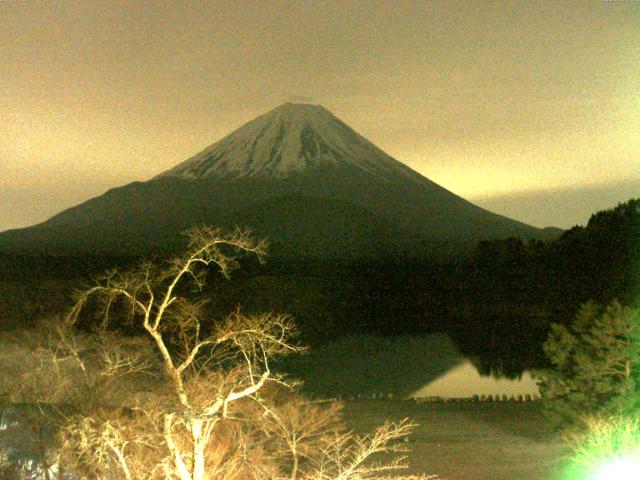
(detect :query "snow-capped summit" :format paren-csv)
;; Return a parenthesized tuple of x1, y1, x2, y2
(156, 103, 421, 182)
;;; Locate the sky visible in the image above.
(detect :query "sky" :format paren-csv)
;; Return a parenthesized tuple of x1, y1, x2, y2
(1, 0, 638, 231)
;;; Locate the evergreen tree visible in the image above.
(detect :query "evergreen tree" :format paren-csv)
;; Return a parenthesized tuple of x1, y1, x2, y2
(536, 301, 640, 427)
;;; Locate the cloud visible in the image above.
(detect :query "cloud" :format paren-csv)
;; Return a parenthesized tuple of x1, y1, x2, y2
(471, 179, 640, 230)
(283, 94, 316, 103)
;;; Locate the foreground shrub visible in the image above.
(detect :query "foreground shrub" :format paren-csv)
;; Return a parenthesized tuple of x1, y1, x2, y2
(562, 414, 640, 480)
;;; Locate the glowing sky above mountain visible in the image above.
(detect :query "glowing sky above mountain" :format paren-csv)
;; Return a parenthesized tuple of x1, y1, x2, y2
(1, 0, 638, 231)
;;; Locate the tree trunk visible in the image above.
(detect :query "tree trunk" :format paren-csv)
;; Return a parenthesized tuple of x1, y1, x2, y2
(191, 418, 206, 480)
(164, 413, 192, 480)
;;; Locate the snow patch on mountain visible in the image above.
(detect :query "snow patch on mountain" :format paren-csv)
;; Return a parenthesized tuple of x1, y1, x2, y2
(155, 103, 423, 182)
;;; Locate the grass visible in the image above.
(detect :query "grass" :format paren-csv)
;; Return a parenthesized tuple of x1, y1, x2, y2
(341, 399, 568, 480)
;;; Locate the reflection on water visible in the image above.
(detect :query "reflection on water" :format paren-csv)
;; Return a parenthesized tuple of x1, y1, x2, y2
(277, 333, 540, 399)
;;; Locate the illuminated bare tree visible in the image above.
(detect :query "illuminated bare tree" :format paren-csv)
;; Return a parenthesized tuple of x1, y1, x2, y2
(0, 317, 156, 479)
(257, 398, 437, 480)
(66, 227, 300, 480)
(4, 226, 437, 480)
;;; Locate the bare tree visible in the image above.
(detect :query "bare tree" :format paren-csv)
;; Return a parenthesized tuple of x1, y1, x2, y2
(3, 226, 437, 480)
(0, 317, 157, 479)
(256, 397, 437, 480)
(65, 227, 296, 479)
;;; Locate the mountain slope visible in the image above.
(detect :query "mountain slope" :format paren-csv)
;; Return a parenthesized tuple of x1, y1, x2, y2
(0, 103, 559, 258)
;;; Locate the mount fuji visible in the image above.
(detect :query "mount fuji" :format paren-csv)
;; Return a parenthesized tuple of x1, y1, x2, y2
(0, 103, 558, 259)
